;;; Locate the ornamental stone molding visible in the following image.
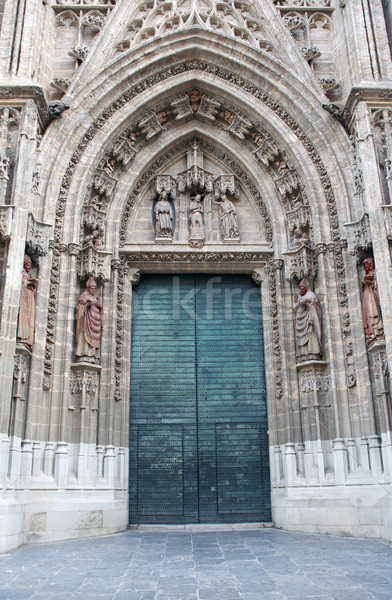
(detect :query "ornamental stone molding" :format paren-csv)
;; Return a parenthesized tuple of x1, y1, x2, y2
(112, 0, 276, 58)
(298, 365, 329, 395)
(26, 213, 52, 257)
(344, 213, 371, 255)
(282, 244, 317, 281)
(0, 205, 13, 240)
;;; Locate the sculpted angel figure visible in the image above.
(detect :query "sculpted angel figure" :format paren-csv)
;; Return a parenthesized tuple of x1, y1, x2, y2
(293, 277, 322, 361)
(17, 254, 37, 350)
(154, 190, 173, 239)
(361, 258, 384, 344)
(75, 277, 103, 363)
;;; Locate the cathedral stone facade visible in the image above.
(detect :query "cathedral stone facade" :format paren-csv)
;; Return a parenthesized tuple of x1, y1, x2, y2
(0, 0, 392, 552)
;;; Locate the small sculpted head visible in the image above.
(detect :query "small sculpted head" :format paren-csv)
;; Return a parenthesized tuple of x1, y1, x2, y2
(363, 258, 374, 273)
(24, 254, 32, 272)
(299, 277, 309, 296)
(86, 276, 97, 295)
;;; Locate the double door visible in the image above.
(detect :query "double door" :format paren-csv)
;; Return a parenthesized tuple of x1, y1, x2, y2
(129, 274, 270, 523)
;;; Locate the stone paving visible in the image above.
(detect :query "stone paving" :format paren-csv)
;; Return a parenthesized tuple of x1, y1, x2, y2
(0, 528, 391, 600)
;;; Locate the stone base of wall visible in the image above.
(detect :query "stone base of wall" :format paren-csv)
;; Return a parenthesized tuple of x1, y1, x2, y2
(0, 490, 128, 553)
(272, 485, 392, 540)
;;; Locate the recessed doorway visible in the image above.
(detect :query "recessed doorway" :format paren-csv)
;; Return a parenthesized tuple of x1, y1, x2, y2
(129, 274, 271, 523)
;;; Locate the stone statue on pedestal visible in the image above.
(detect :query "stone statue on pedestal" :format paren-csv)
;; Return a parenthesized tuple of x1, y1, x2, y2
(75, 277, 103, 363)
(361, 258, 384, 345)
(154, 190, 174, 240)
(214, 193, 239, 240)
(293, 277, 322, 362)
(17, 254, 37, 351)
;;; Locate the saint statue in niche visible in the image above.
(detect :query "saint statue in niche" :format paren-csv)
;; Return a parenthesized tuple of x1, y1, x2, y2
(214, 193, 239, 241)
(361, 258, 384, 344)
(154, 190, 174, 240)
(189, 194, 205, 247)
(17, 254, 37, 351)
(75, 277, 103, 363)
(293, 277, 322, 362)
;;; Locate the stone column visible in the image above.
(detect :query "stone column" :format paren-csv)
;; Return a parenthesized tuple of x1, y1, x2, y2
(0, 101, 39, 437)
(355, 102, 392, 373)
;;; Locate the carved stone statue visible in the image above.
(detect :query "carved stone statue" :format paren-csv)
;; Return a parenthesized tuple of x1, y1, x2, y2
(215, 193, 239, 240)
(75, 277, 103, 363)
(189, 194, 205, 247)
(293, 277, 322, 362)
(292, 226, 309, 247)
(17, 254, 37, 350)
(83, 229, 103, 249)
(361, 258, 384, 344)
(154, 190, 174, 239)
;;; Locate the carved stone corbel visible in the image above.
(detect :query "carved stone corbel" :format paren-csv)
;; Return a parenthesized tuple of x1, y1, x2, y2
(111, 135, 136, 167)
(26, 213, 52, 257)
(0, 205, 13, 240)
(82, 204, 107, 231)
(252, 268, 265, 285)
(129, 268, 141, 286)
(343, 213, 371, 255)
(76, 245, 112, 281)
(282, 245, 317, 281)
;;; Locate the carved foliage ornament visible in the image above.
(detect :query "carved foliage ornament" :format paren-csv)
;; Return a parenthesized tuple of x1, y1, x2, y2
(69, 368, 99, 411)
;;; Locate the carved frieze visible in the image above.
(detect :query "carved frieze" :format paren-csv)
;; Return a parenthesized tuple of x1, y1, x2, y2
(69, 365, 100, 411)
(0, 205, 13, 240)
(283, 245, 317, 280)
(344, 213, 371, 255)
(299, 367, 330, 395)
(26, 213, 52, 257)
(76, 245, 112, 281)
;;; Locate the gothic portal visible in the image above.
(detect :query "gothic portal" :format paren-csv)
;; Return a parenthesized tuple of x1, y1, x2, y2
(0, 0, 392, 551)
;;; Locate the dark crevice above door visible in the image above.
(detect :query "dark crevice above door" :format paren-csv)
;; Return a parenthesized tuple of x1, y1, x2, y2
(129, 274, 271, 524)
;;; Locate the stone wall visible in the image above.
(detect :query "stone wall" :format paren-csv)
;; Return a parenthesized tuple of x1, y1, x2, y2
(0, 0, 391, 552)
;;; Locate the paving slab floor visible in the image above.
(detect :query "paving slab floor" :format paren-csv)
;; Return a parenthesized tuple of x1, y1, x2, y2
(0, 528, 391, 600)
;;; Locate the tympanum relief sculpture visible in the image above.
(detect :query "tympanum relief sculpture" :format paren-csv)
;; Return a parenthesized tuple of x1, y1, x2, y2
(75, 277, 103, 364)
(293, 277, 322, 362)
(361, 258, 384, 345)
(17, 254, 37, 351)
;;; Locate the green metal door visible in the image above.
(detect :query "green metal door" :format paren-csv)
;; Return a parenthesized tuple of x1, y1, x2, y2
(129, 274, 270, 524)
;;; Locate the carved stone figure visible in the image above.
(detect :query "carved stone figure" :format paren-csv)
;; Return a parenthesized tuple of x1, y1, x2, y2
(83, 229, 103, 249)
(154, 190, 174, 239)
(189, 194, 205, 246)
(215, 193, 239, 240)
(17, 255, 37, 350)
(75, 277, 103, 363)
(361, 258, 384, 344)
(292, 226, 309, 247)
(293, 277, 322, 362)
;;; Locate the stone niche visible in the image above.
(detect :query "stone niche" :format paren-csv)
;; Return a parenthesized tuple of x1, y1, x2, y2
(127, 140, 268, 247)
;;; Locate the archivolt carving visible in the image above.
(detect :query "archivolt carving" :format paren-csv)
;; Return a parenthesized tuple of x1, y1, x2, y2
(45, 59, 342, 387)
